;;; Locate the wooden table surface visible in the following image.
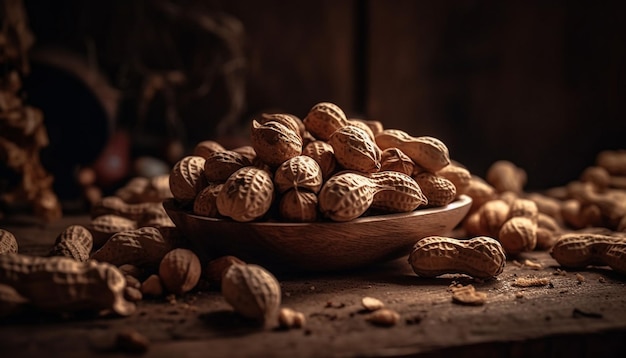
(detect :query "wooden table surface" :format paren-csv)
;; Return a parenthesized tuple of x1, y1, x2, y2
(1, 214, 626, 358)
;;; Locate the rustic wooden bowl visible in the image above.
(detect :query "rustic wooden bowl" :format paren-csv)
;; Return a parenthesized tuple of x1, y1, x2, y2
(163, 195, 472, 273)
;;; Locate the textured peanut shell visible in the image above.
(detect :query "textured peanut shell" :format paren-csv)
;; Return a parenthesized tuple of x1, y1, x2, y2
(437, 164, 471, 196)
(48, 225, 94, 262)
(369, 171, 427, 212)
(302, 102, 348, 141)
(508, 198, 539, 222)
(477, 200, 510, 237)
(203, 150, 252, 183)
(408, 236, 506, 279)
(380, 148, 415, 176)
(158, 248, 201, 295)
(0, 229, 18, 255)
(375, 130, 450, 172)
(274, 155, 323, 194)
(498, 217, 537, 255)
(302, 140, 337, 180)
(486, 160, 527, 194)
(414, 172, 457, 207)
(193, 140, 226, 159)
(347, 119, 376, 141)
(90, 227, 174, 267)
(221, 263, 281, 323)
(0, 254, 134, 316)
(193, 184, 224, 218)
(279, 189, 318, 222)
(258, 113, 302, 138)
(216, 167, 274, 222)
(318, 172, 379, 221)
(89, 215, 138, 248)
(328, 125, 381, 173)
(169, 156, 207, 201)
(250, 120, 303, 167)
(204, 255, 245, 284)
(550, 233, 626, 274)
(465, 177, 498, 213)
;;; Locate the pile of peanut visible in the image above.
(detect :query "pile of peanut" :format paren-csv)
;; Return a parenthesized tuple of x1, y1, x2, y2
(170, 102, 468, 222)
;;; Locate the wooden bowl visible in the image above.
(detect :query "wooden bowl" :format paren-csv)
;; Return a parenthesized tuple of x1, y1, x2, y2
(163, 195, 472, 272)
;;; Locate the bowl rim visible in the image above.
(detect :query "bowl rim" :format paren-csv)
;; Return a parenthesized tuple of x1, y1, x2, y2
(163, 194, 472, 227)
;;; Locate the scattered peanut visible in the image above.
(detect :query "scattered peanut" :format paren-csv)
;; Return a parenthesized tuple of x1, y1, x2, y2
(498, 216, 537, 255)
(366, 308, 400, 327)
(485, 160, 527, 194)
(221, 263, 281, 324)
(450, 284, 487, 306)
(361, 296, 385, 311)
(204, 255, 245, 284)
(0, 254, 135, 316)
(90, 227, 174, 267)
(48, 225, 93, 262)
(278, 307, 306, 329)
(550, 233, 626, 275)
(158, 248, 201, 295)
(408, 236, 506, 279)
(141, 274, 164, 296)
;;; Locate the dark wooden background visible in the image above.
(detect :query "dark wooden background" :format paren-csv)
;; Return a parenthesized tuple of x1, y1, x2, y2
(22, 0, 626, 190)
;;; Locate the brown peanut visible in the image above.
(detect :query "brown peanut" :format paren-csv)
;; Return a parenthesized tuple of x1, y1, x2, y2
(328, 125, 381, 173)
(221, 263, 281, 324)
(89, 214, 138, 248)
(48, 225, 93, 262)
(0, 229, 18, 255)
(0, 254, 135, 316)
(251, 120, 303, 167)
(380, 147, 415, 176)
(90, 227, 175, 267)
(169, 156, 207, 201)
(141, 274, 164, 297)
(580, 166, 611, 190)
(465, 176, 498, 213)
(437, 163, 471, 196)
(498, 216, 537, 255)
(508, 198, 539, 222)
(477, 199, 510, 237)
(279, 189, 318, 222)
(203, 150, 252, 183)
(596, 150, 626, 175)
(550, 233, 626, 275)
(350, 118, 384, 137)
(408, 236, 506, 279)
(278, 307, 306, 329)
(193, 183, 224, 218)
(485, 160, 527, 194)
(92, 197, 165, 221)
(302, 102, 348, 141)
(274, 155, 323, 194)
(302, 140, 337, 180)
(258, 113, 303, 139)
(216, 166, 275, 222)
(347, 119, 376, 141)
(193, 140, 226, 159)
(204, 255, 245, 284)
(158, 248, 201, 295)
(414, 172, 456, 207)
(232, 145, 257, 162)
(369, 171, 427, 212)
(375, 129, 450, 172)
(318, 172, 378, 221)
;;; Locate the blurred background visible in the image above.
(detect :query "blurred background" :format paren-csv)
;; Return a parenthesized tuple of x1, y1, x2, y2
(14, 0, 626, 199)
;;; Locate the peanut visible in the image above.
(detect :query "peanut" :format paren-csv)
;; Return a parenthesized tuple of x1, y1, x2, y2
(498, 216, 537, 255)
(596, 149, 626, 175)
(369, 171, 427, 213)
(302, 140, 337, 180)
(375, 129, 450, 172)
(250, 120, 302, 168)
(258, 113, 303, 139)
(408, 236, 506, 279)
(318, 172, 377, 221)
(485, 160, 527, 194)
(508, 198, 539, 222)
(414, 172, 456, 207)
(141, 274, 164, 296)
(477, 199, 510, 237)
(465, 176, 497, 213)
(437, 163, 471, 196)
(580, 166, 611, 191)
(91, 196, 164, 222)
(158, 248, 201, 295)
(216, 166, 275, 222)
(0, 229, 18, 255)
(193, 140, 226, 159)
(169, 156, 207, 201)
(273, 155, 323, 194)
(463, 211, 489, 237)
(550, 233, 626, 275)
(204, 255, 245, 285)
(328, 125, 381, 173)
(48, 225, 93, 262)
(347, 119, 376, 141)
(302, 102, 348, 141)
(193, 183, 224, 218)
(89, 214, 138, 248)
(0, 254, 135, 316)
(232, 145, 257, 162)
(278, 307, 306, 329)
(361, 296, 384, 311)
(380, 147, 415, 176)
(90, 227, 175, 267)
(350, 118, 383, 136)
(366, 308, 400, 327)
(525, 192, 563, 223)
(279, 189, 318, 222)
(561, 199, 587, 229)
(221, 263, 281, 324)
(203, 150, 252, 183)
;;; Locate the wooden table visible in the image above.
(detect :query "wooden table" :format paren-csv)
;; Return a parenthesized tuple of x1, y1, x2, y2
(1, 215, 626, 357)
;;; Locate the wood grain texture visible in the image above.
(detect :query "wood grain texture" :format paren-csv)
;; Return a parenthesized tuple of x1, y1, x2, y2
(164, 195, 472, 272)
